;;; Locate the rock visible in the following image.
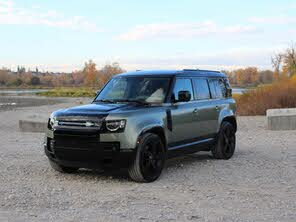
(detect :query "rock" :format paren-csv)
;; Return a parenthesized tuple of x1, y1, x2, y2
(267, 108, 296, 130)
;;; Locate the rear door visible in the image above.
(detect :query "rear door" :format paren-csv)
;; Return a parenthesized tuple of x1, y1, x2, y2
(191, 77, 217, 138)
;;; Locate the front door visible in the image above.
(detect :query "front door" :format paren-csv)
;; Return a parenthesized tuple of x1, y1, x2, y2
(168, 78, 197, 147)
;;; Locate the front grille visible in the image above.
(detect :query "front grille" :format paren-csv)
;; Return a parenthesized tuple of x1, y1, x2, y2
(56, 116, 103, 130)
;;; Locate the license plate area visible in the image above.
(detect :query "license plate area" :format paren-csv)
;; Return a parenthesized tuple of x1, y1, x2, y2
(53, 133, 101, 162)
(54, 134, 100, 150)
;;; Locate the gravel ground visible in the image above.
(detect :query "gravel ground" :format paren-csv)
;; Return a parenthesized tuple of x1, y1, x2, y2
(0, 96, 296, 222)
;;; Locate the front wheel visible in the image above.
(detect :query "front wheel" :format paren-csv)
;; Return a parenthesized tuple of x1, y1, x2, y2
(49, 159, 79, 173)
(212, 121, 236, 159)
(128, 133, 165, 182)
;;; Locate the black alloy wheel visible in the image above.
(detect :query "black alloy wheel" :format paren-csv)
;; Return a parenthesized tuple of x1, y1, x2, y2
(212, 121, 236, 159)
(128, 133, 165, 182)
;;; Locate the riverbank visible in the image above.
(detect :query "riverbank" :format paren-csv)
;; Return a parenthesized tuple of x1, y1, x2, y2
(36, 87, 96, 97)
(0, 95, 89, 112)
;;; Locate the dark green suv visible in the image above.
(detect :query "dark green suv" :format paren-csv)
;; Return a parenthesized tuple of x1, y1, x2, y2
(45, 69, 237, 182)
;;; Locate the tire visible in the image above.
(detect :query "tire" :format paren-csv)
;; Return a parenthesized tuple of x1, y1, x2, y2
(49, 159, 79, 173)
(128, 133, 166, 182)
(212, 121, 236, 159)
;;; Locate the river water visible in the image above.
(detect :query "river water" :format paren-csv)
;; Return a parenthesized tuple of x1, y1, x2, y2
(0, 89, 49, 95)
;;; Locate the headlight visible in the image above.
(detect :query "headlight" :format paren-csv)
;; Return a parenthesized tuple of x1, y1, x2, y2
(48, 116, 58, 129)
(105, 120, 126, 132)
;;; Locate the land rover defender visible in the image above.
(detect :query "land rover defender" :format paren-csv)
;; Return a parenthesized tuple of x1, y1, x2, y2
(44, 69, 237, 182)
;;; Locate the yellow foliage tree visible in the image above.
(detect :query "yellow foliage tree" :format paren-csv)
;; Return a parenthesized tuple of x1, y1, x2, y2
(83, 60, 98, 87)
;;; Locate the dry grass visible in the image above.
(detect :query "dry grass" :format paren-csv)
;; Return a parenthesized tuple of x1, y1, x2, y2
(235, 76, 296, 115)
(36, 87, 96, 97)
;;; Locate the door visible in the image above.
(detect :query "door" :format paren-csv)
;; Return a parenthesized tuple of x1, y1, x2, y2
(168, 78, 197, 147)
(191, 78, 217, 138)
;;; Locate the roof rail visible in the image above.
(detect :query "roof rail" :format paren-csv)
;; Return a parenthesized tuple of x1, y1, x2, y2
(183, 69, 221, 73)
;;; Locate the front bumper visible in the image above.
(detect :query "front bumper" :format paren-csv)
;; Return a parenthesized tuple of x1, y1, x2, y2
(44, 129, 136, 170)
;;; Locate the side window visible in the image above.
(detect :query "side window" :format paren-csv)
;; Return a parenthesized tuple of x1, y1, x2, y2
(172, 78, 194, 101)
(193, 78, 211, 100)
(219, 79, 227, 98)
(209, 79, 225, 99)
(223, 78, 231, 98)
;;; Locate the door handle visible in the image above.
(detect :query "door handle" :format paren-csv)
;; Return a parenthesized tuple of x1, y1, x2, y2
(193, 108, 199, 114)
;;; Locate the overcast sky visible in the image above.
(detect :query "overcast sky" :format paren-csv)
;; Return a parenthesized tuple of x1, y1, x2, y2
(0, 0, 295, 72)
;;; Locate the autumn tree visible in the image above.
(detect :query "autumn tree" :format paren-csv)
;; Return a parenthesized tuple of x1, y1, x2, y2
(282, 43, 296, 77)
(272, 53, 282, 81)
(83, 60, 98, 87)
(30, 76, 41, 85)
(245, 67, 259, 84)
(229, 67, 263, 86)
(0, 69, 10, 85)
(39, 74, 54, 87)
(272, 43, 296, 79)
(234, 69, 244, 85)
(259, 70, 273, 83)
(72, 71, 85, 86)
(98, 62, 124, 86)
(20, 72, 33, 85)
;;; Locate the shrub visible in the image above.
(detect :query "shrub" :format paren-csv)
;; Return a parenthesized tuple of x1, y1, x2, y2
(30, 76, 41, 85)
(7, 78, 23, 86)
(235, 76, 296, 115)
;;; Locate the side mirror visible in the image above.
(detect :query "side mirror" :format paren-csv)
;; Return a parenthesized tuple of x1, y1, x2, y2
(226, 88, 232, 97)
(177, 90, 191, 102)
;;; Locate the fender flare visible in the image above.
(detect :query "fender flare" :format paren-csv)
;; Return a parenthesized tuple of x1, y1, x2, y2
(137, 125, 167, 151)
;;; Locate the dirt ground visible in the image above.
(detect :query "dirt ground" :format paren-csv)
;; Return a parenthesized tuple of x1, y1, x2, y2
(0, 96, 295, 222)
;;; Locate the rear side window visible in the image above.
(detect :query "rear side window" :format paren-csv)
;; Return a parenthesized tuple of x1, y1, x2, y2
(208, 78, 226, 99)
(192, 78, 211, 100)
(219, 79, 227, 98)
(172, 78, 194, 101)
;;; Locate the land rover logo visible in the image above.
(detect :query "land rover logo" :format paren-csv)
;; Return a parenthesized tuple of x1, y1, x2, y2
(85, 122, 95, 127)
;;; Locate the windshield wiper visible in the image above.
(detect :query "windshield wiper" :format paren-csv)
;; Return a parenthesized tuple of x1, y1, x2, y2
(94, 99, 116, 103)
(113, 99, 150, 105)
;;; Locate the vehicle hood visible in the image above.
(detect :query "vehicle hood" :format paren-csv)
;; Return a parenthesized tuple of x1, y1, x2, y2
(53, 103, 130, 117)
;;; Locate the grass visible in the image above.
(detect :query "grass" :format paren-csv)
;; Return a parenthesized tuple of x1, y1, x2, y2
(36, 87, 97, 97)
(234, 76, 296, 116)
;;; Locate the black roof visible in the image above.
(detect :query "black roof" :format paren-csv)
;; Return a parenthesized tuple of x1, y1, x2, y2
(116, 69, 226, 78)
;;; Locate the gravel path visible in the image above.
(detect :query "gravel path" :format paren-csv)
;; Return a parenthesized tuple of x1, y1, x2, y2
(0, 96, 296, 222)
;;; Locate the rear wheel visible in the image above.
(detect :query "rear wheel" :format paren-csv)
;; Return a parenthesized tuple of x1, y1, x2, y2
(128, 133, 165, 182)
(212, 121, 236, 159)
(49, 159, 79, 173)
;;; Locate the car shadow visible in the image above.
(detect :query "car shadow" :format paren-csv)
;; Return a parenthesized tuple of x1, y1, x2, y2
(165, 152, 214, 169)
(69, 152, 214, 182)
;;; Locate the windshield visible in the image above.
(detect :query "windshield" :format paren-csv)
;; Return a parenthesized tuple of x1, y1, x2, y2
(95, 77, 171, 103)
